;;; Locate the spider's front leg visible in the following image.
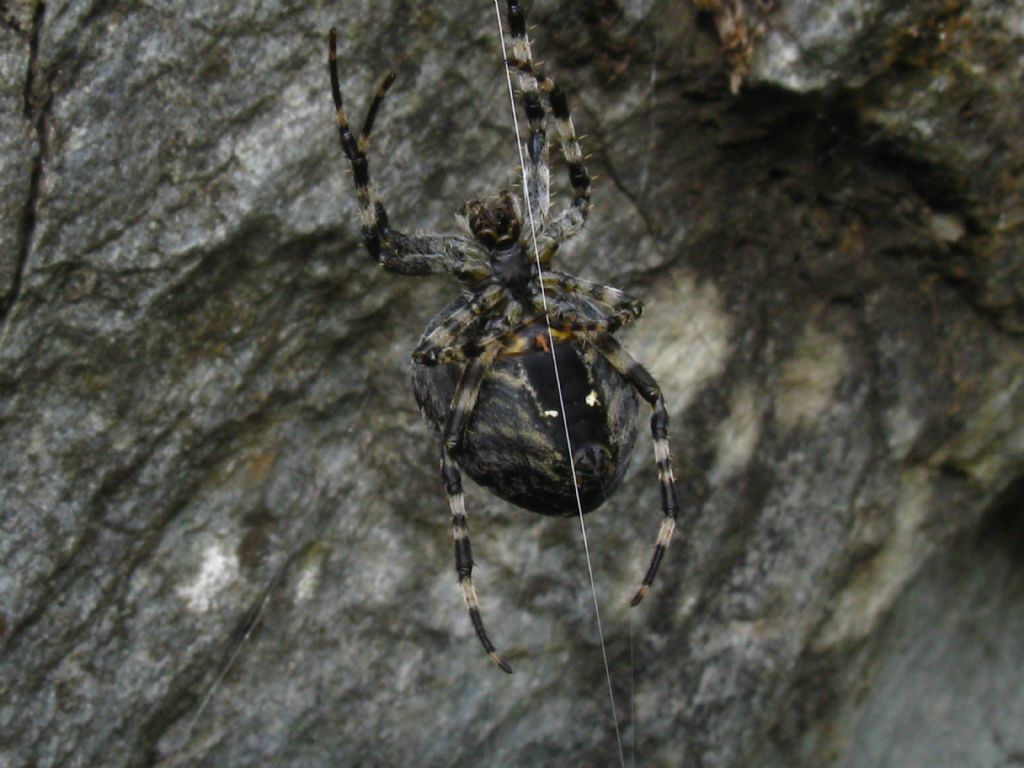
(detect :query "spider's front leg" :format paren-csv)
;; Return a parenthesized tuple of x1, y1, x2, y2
(505, 0, 551, 225)
(591, 335, 680, 605)
(412, 286, 508, 365)
(537, 272, 644, 333)
(327, 30, 485, 279)
(439, 352, 512, 673)
(503, 5, 591, 245)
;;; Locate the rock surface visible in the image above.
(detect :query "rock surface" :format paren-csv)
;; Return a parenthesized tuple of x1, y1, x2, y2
(1, 1, 1022, 767)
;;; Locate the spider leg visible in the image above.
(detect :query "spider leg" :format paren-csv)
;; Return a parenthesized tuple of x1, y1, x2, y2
(539, 206, 587, 247)
(539, 272, 643, 331)
(525, 279, 642, 337)
(504, 51, 591, 243)
(440, 354, 512, 673)
(413, 285, 507, 365)
(590, 334, 680, 606)
(328, 30, 486, 279)
(505, 0, 550, 224)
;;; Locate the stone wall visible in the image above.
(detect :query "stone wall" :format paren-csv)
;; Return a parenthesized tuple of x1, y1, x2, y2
(1, 1, 1022, 766)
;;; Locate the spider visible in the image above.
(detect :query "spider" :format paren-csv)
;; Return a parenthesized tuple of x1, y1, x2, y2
(327, 0, 679, 673)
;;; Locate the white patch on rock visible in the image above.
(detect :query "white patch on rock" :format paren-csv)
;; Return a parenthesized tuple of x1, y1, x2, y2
(812, 469, 933, 650)
(177, 539, 238, 613)
(624, 270, 731, 413)
(775, 324, 847, 431)
(884, 402, 926, 461)
(752, 0, 915, 92)
(295, 562, 320, 603)
(938, 365, 1024, 484)
(711, 383, 763, 484)
(585, 390, 600, 407)
(755, 29, 813, 90)
(543, 409, 559, 418)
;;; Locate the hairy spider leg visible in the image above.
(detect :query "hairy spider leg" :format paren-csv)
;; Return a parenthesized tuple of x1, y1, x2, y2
(539, 272, 644, 332)
(328, 29, 486, 279)
(591, 335, 679, 606)
(412, 285, 508, 365)
(522, 281, 641, 340)
(440, 354, 512, 673)
(503, 53, 592, 245)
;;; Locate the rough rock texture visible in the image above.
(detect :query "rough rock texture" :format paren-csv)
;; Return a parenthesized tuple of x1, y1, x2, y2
(1, 1, 1022, 767)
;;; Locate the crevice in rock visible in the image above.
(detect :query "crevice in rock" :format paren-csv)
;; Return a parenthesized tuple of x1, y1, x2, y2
(976, 471, 1024, 563)
(808, 86, 1023, 337)
(1, 0, 49, 328)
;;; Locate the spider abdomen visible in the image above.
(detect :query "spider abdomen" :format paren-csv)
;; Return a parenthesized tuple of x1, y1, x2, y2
(412, 331, 640, 516)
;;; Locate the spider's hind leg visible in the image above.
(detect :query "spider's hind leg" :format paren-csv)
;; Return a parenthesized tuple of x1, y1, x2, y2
(440, 354, 512, 673)
(591, 335, 680, 605)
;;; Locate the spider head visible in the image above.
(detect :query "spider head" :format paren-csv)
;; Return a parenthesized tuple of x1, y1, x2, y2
(459, 190, 522, 249)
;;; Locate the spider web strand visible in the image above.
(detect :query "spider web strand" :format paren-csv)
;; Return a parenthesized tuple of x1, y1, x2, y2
(491, 4, 625, 767)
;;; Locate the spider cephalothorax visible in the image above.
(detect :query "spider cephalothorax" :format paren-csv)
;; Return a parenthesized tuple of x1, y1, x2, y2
(458, 190, 533, 294)
(460, 190, 523, 249)
(328, 0, 680, 674)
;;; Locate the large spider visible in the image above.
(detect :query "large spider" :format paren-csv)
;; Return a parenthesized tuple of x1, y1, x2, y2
(327, 0, 679, 673)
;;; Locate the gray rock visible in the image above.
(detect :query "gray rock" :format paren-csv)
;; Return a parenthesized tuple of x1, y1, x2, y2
(754, 0, 950, 92)
(1, 1, 1022, 767)
(0, 15, 35, 320)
